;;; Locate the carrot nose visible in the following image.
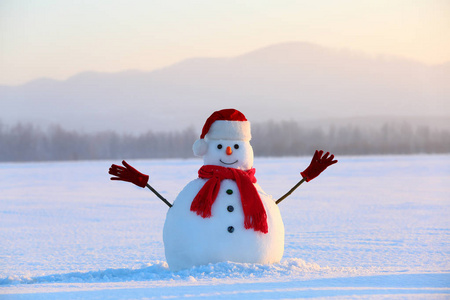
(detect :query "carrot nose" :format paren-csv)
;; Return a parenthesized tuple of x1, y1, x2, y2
(226, 146, 233, 155)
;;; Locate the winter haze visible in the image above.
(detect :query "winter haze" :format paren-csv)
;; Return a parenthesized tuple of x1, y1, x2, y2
(1, 42, 449, 133)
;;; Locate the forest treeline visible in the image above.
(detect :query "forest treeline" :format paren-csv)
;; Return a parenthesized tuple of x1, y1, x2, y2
(0, 120, 449, 162)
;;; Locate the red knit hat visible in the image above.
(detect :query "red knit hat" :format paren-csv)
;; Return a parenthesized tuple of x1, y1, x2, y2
(193, 109, 251, 156)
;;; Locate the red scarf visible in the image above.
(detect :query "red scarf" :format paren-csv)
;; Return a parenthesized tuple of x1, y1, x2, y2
(190, 165, 268, 234)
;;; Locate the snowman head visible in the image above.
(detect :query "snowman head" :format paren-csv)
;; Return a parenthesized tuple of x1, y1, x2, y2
(193, 109, 254, 170)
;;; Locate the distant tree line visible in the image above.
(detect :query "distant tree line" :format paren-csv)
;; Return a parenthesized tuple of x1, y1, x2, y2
(0, 120, 449, 162)
(0, 123, 197, 162)
(251, 121, 450, 156)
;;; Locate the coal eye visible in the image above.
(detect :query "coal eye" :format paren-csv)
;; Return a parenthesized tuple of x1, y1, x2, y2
(234, 144, 239, 149)
(217, 144, 223, 149)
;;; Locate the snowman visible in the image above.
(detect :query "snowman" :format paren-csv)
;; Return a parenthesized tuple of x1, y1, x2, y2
(109, 109, 337, 271)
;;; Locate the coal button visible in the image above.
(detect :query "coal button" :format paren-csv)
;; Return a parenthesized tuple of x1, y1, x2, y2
(227, 205, 234, 212)
(227, 226, 234, 233)
(226, 189, 233, 195)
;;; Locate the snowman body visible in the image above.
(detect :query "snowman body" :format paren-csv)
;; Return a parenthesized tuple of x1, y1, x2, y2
(163, 136, 285, 271)
(163, 178, 284, 271)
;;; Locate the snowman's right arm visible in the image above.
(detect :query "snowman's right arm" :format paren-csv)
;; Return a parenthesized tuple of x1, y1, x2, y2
(275, 150, 337, 205)
(109, 160, 173, 207)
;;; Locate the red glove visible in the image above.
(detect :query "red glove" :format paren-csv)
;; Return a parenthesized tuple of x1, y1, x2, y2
(109, 160, 149, 188)
(301, 150, 337, 182)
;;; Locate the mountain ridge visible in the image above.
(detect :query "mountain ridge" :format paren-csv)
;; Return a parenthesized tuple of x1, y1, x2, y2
(1, 42, 448, 133)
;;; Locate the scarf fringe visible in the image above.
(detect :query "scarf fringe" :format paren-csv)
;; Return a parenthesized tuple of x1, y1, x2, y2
(244, 213, 269, 234)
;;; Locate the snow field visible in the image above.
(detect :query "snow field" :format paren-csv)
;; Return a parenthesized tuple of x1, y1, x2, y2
(1, 155, 449, 298)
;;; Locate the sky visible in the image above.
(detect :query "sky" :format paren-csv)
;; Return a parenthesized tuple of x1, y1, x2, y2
(1, 0, 449, 86)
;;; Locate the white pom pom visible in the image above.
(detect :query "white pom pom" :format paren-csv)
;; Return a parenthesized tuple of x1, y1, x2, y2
(192, 139, 208, 157)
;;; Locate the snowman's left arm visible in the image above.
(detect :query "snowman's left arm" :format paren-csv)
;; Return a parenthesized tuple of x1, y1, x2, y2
(109, 160, 173, 207)
(276, 150, 337, 205)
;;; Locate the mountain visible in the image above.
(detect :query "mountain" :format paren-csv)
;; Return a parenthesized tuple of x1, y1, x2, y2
(1, 42, 449, 133)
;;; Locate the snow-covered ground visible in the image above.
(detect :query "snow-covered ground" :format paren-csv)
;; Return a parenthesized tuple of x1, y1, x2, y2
(1, 155, 449, 299)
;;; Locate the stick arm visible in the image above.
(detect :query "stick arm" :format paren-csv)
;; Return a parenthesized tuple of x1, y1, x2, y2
(109, 160, 173, 208)
(275, 177, 307, 205)
(275, 150, 338, 205)
(146, 183, 173, 208)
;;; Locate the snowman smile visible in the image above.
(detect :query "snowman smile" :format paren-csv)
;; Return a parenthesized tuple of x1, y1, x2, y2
(220, 159, 238, 165)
